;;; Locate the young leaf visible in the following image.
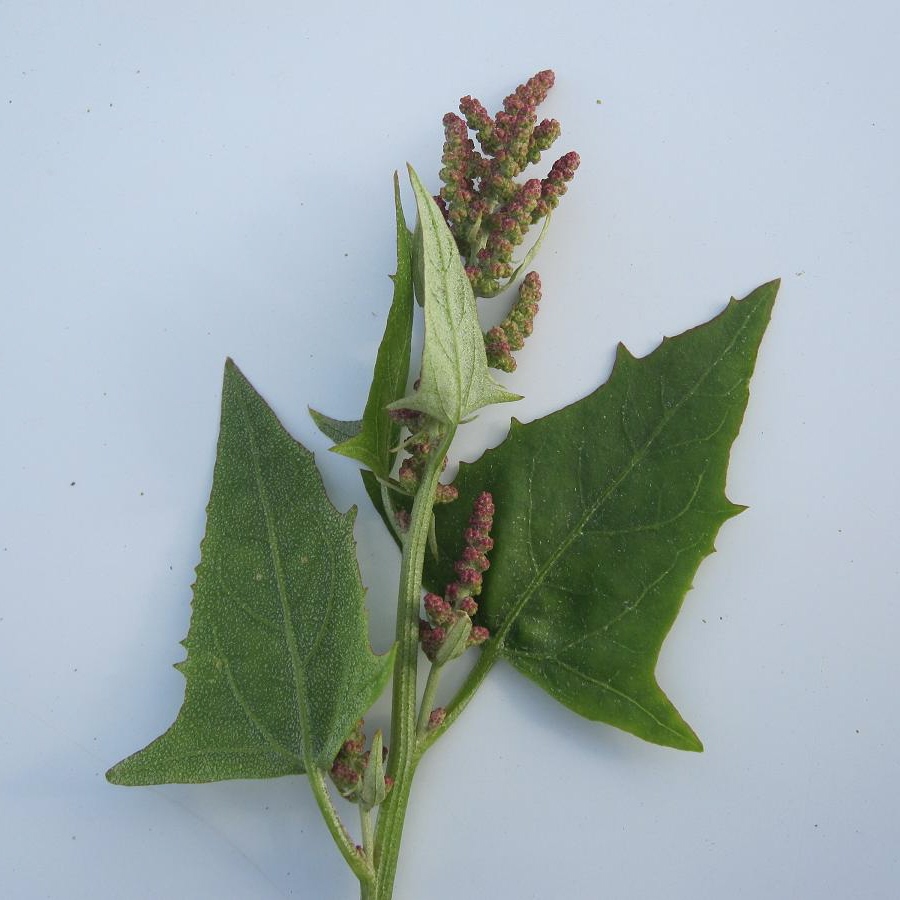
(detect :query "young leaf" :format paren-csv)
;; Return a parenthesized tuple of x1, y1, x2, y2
(430, 281, 779, 751)
(323, 173, 415, 476)
(107, 360, 394, 785)
(359, 729, 388, 811)
(308, 408, 363, 444)
(388, 165, 520, 425)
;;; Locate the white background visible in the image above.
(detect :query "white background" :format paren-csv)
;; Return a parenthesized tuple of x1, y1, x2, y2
(2, 2, 898, 898)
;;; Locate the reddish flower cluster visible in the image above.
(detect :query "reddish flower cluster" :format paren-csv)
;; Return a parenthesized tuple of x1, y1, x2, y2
(485, 271, 542, 372)
(419, 492, 494, 663)
(437, 70, 580, 298)
(329, 720, 393, 803)
(398, 436, 458, 504)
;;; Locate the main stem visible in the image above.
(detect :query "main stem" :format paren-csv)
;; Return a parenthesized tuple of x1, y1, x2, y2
(369, 426, 455, 899)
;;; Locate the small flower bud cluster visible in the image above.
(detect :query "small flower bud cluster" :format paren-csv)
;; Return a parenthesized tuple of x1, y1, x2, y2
(533, 150, 580, 221)
(394, 507, 411, 534)
(437, 70, 580, 298)
(485, 271, 542, 372)
(387, 407, 427, 430)
(328, 720, 393, 803)
(419, 492, 494, 663)
(398, 437, 458, 504)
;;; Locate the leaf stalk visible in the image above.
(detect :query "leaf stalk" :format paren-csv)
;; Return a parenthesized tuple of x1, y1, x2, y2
(307, 765, 373, 885)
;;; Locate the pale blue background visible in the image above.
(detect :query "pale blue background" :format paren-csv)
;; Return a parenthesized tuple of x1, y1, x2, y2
(2, 2, 898, 898)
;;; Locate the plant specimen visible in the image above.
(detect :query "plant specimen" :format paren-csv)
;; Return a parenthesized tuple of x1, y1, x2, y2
(107, 71, 778, 899)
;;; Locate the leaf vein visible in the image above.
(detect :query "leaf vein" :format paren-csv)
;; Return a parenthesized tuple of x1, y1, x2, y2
(235, 386, 314, 763)
(498, 306, 758, 649)
(209, 619, 299, 762)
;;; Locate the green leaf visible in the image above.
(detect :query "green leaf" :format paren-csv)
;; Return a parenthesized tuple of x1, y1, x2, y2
(324, 173, 415, 476)
(308, 408, 363, 444)
(107, 360, 395, 785)
(389, 165, 520, 425)
(429, 281, 778, 751)
(359, 729, 387, 811)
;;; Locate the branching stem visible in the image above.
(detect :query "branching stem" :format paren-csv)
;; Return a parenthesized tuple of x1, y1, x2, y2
(368, 426, 455, 899)
(415, 663, 443, 740)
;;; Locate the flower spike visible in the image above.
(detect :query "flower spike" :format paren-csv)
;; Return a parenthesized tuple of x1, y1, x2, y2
(437, 71, 580, 298)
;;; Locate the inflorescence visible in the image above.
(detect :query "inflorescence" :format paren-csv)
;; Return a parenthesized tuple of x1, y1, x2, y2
(437, 70, 580, 300)
(484, 271, 542, 372)
(419, 492, 495, 663)
(329, 720, 393, 804)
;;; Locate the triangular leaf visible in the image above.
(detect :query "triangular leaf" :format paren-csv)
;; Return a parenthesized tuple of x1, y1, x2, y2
(389, 165, 520, 425)
(107, 360, 395, 785)
(327, 173, 415, 476)
(428, 281, 778, 751)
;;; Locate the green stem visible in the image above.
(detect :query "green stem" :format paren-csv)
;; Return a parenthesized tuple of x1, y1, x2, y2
(416, 643, 497, 755)
(371, 426, 455, 899)
(415, 663, 443, 739)
(306, 765, 373, 886)
(380, 481, 403, 543)
(360, 805, 375, 864)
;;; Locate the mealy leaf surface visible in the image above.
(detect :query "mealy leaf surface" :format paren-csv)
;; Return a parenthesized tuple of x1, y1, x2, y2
(107, 360, 394, 785)
(429, 282, 778, 750)
(389, 165, 519, 425)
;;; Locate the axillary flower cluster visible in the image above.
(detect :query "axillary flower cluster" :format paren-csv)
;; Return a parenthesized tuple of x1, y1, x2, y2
(419, 492, 495, 666)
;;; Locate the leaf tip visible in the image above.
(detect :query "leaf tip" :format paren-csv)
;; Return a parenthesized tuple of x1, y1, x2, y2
(222, 357, 251, 393)
(737, 277, 780, 315)
(684, 733, 704, 753)
(105, 754, 143, 786)
(223, 356, 241, 378)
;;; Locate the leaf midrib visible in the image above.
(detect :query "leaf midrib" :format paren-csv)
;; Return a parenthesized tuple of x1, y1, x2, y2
(490, 303, 757, 657)
(235, 385, 316, 766)
(428, 199, 466, 423)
